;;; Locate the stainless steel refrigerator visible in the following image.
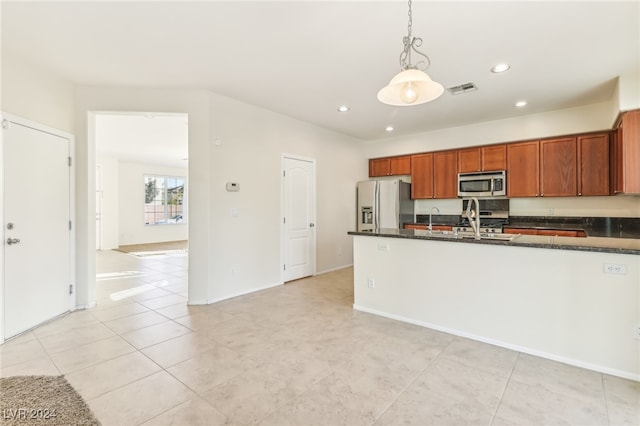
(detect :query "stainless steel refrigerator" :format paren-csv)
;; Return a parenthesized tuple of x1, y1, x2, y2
(357, 180, 414, 231)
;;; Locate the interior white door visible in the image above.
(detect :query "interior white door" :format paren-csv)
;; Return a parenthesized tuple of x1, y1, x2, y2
(4, 120, 71, 339)
(283, 156, 315, 282)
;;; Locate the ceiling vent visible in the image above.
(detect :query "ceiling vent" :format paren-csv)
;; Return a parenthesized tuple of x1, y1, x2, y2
(447, 82, 478, 95)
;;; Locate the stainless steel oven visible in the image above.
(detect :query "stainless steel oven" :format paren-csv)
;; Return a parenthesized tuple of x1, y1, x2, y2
(458, 170, 506, 198)
(454, 198, 510, 234)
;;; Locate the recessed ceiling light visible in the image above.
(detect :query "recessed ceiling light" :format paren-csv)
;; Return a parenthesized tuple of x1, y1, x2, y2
(337, 105, 351, 113)
(515, 100, 528, 108)
(385, 126, 395, 132)
(491, 63, 511, 73)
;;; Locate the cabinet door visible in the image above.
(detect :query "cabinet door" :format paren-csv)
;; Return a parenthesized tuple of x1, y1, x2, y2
(507, 141, 539, 197)
(369, 158, 390, 177)
(503, 227, 538, 235)
(411, 153, 434, 199)
(434, 150, 458, 198)
(540, 137, 577, 197)
(537, 229, 579, 237)
(405, 224, 428, 230)
(611, 126, 624, 194)
(389, 155, 411, 175)
(482, 145, 507, 171)
(578, 133, 609, 196)
(618, 110, 640, 194)
(458, 148, 481, 173)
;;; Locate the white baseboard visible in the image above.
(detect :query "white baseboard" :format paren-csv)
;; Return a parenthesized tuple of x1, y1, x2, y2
(315, 263, 353, 275)
(353, 304, 639, 382)
(188, 280, 284, 306)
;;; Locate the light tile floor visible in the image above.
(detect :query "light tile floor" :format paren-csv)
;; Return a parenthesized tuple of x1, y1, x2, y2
(1, 249, 638, 426)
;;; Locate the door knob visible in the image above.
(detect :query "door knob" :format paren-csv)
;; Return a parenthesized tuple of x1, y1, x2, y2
(7, 238, 20, 245)
(309, 223, 315, 228)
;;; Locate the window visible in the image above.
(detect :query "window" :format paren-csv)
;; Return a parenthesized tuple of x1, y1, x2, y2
(144, 175, 186, 225)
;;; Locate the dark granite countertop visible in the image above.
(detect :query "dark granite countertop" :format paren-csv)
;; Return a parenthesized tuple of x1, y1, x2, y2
(348, 228, 640, 255)
(410, 215, 640, 239)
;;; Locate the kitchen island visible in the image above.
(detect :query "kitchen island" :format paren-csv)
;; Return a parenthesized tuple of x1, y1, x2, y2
(348, 229, 640, 380)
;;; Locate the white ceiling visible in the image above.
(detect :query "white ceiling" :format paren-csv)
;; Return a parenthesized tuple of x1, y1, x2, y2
(2, 1, 639, 144)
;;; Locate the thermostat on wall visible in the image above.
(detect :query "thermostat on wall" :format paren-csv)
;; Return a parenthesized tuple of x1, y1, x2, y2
(226, 182, 240, 192)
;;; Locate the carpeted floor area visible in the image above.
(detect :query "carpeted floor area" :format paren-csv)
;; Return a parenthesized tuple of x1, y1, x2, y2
(0, 375, 100, 425)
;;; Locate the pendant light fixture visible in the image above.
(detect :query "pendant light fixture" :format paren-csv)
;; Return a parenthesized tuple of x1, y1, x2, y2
(377, 0, 444, 106)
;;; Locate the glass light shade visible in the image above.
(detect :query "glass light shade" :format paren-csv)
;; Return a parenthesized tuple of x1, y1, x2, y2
(377, 69, 444, 106)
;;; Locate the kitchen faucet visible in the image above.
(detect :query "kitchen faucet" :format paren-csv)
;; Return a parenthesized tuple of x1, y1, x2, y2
(466, 197, 481, 240)
(429, 207, 440, 233)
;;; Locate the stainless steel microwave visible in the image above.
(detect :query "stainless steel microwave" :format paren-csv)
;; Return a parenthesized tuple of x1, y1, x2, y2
(458, 171, 506, 197)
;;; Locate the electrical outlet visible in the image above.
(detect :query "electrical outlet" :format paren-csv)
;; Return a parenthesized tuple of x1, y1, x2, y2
(367, 278, 375, 289)
(603, 263, 627, 275)
(634, 324, 640, 340)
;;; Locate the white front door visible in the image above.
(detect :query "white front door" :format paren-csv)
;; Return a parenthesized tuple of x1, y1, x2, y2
(282, 156, 316, 282)
(3, 118, 72, 339)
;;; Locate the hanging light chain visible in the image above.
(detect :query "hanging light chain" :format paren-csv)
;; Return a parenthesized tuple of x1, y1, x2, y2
(407, 0, 413, 38)
(399, 0, 431, 72)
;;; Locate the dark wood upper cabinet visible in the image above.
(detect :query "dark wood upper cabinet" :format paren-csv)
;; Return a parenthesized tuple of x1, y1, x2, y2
(578, 133, 610, 196)
(389, 156, 411, 175)
(434, 150, 458, 198)
(482, 145, 507, 171)
(457, 147, 481, 173)
(369, 155, 411, 177)
(612, 110, 640, 194)
(507, 141, 539, 197)
(458, 145, 506, 173)
(369, 112, 638, 198)
(540, 137, 577, 197)
(410, 153, 434, 199)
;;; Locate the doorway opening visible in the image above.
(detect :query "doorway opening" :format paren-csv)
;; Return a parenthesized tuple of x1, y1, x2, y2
(93, 112, 189, 307)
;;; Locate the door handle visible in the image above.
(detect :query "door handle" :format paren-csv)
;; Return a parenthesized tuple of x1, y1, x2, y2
(7, 238, 20, 245)
(309, 223, 315, 228)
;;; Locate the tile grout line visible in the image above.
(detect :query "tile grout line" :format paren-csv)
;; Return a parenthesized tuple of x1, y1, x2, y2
(488, 351, 520, 426)
(31, 331, 64, 377)
(370, 334, 457, 425)
(600, 373, 611, 426)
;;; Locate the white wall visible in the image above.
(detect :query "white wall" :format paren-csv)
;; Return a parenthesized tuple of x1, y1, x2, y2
(363, 101, 618, 159)
(1, 50, 75, 133)
(617, 70, 640, 112)
(118, 161, 188, 245)
(207, 92, 365, 302)
(74, 86, 365, 308)
(415, 196, 640, 219)
(96, 155, 119, 250)
(353, 235, 640, 380)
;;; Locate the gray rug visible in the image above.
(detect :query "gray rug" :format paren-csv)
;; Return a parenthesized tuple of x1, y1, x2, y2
(0, 376, 100, 425)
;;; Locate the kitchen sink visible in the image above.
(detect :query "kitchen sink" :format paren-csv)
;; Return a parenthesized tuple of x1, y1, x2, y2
(458, 231, 520, 241)
(425, 230, 456, 236)
(420, 229, 520, 241)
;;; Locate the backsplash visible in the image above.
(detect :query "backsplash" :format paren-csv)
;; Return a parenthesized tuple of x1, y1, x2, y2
(415, 195, 640, 218)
